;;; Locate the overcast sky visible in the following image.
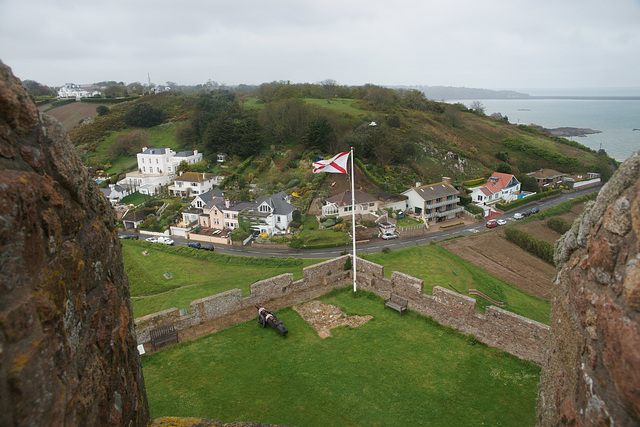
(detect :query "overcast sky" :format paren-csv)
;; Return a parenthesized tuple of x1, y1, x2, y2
(1, 0, 639, 90)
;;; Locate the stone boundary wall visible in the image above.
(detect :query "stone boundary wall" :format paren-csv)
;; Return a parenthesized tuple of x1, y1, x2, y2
(134, 255, 549, 364)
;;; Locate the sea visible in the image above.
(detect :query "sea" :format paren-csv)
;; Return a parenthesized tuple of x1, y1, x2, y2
(450, 88, 640, 162)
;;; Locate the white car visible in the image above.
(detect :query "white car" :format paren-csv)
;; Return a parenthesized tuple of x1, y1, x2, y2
(381, 233, 398, 240)
(513, 213, 524, 220)
(157, 237, 174, 245)
(145, 237, 158, 243)
(497, 219, 507, 226)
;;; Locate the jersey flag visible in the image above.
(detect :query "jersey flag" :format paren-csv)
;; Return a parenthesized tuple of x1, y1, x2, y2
(312, 151, 350, 174)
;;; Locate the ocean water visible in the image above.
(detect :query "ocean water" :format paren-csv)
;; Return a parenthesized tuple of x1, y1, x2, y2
(452, 93, 640, 162)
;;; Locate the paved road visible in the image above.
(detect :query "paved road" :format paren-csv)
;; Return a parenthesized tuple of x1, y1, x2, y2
(139, 186, 601, 259)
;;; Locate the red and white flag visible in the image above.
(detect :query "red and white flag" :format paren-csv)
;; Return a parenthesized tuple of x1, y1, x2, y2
(313, 151, 350, 174)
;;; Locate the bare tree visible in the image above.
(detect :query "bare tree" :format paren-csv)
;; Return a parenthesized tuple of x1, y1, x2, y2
(320, 79, 337, 103)
(470, 100, 485, 115)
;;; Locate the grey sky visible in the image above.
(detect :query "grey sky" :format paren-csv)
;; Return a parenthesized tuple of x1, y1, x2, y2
(1, 0, 639, 89)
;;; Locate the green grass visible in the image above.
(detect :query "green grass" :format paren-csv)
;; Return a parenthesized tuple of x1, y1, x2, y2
(362, 244, 550, 324)
(396, 216, 422, 227)
(142, 288, 540, 426)
(304, 98, 366, 117)
(120, 191, 149, 206)
(122, 240, 323, 317)
(295, 216, 351, 248)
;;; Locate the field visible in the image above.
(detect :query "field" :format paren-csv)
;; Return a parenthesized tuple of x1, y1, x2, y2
(439, 233, 556, 300)
(142, 288, 541, 427)
(41, 102, 97, 130)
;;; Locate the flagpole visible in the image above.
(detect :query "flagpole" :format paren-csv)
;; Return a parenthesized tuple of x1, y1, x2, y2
(350, 147, 357, 293)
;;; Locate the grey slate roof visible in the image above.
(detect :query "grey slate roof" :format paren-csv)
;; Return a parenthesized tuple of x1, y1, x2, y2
(142, 148, 166, 155)
(197, 188, 224, 205)
(409, 182, 459, 201)
(175, 150, 195, 157)
(327, 190, 377, 206)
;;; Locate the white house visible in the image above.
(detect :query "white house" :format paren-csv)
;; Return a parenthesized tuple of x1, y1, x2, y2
(241, 192, 296, 236)
(117, 147, 202, 196)
(169, 172, 217, 197)
(57, 83, 101, 99)
(99, 184, 130, 205)
(470, 172, 521, 205)
(402, 178, 463, 223)
(321, 190, 380, 218)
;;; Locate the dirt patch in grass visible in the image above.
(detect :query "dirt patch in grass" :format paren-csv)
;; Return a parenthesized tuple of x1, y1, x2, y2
(293, 300, 372, 338)
(439, 232, 556, 300)
(41, 103, 98, 130)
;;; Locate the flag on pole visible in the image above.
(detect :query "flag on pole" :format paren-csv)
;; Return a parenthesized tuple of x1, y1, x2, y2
(312, 151, 350, 174)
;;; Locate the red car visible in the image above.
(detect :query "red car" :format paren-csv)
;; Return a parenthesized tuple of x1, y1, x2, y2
(486, 219, 498, 228)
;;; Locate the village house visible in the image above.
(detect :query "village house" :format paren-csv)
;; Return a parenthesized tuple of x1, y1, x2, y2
(321, 190, 380, 219)
(469, 172, 521, 205)
(168, 172, 217, 197)
(117, 147, 202, 196)
(402, 178, 463, 223)
(99, 183, 130, 205)
(188, 189, 225, 228)
(240, 191, 297, 236)
(526, 168, 566, 188)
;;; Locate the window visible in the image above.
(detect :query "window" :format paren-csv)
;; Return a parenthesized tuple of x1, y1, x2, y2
(156, 159, 158, 164)
(277, 216, 281, 223)
(143, 166, 146, 172)
(214, 218, 219, 225)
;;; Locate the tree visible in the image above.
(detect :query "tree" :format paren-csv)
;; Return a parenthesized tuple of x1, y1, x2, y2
(496, 162, 513, 174)
(444, 104, 463, 128)
(107, 130, 150, 158)
(470, 101, 485, 115)
(104, 84, 128, 98)
(124, 103, 165, 127)
(96, 105, 109, 116)
(319, 79, 337, 103)
(22, 80, 54, 96)
(127, 82, 144, 95)
(306, 118, 335, 151)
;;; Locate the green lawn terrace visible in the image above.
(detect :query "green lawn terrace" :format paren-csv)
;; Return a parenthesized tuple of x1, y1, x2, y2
(142, 288, 541, 426)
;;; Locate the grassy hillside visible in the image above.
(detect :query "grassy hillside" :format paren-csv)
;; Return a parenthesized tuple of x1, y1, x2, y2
(63, 85, 616, 195)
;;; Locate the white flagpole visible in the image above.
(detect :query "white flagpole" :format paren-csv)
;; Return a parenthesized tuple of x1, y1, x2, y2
(350, 147, 357, 292)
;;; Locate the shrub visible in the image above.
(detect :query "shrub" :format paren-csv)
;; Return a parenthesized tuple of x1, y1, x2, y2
(496, 189, 561, 211)
(382, 246, 391, 254)
(546, 216, 571, 234)
(96, 105, 109, 116)
(124, 103, 165, 128)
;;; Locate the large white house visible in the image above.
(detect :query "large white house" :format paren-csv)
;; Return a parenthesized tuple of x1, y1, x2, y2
(469, 172, 521, 205)
(117, 147, 202, 196)
(321, 190, 380, 218)
(241, 192, 297, 236)
(57, 83, 101, 99)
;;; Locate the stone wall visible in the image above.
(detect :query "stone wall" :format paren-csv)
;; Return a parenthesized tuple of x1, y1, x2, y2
(0, 61, 149, 426)
(135, 254, 549, 364)
(537, 151, 640, 426)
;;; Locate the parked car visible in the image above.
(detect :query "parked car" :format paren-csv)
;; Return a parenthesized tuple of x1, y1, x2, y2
(187, 242, 201, 249)
(118, 234, 138, 240)
(497, 219, 507, 226)
(381, 233, 398, 240)
(513, 213, 524, 220)
(200, 244, 214, 251)
(531, 207, 540, 214)
(157, 237, 174, 245)
(145, 237, 158, 243)
(486, 219, 498, 228)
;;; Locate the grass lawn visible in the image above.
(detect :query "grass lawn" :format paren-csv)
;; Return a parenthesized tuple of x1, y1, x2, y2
(362, 244, 550, 325)
(120, 191, 150, 206)
(304, 98, 367, 117)
(122, 240, 324, 317)
(396, 216, 422, 227)
(296, 216, 351, 248)
(142, 288, 541, 426)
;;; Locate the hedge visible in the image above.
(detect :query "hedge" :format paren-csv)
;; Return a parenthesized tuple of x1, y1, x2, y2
(463, 177, 486, 187)
(546, 217, 571, 234)
(81, 96, 139, 104)
(496, 189, 561, 211)
(503, 226, 554, 264)
(532, 192, 598, 219)
(354, 158, 387, 191)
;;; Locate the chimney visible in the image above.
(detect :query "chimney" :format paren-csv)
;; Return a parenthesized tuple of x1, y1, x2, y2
(442, 177, 452, 185)
(225, 198, 230, 209)
(415, 182, 421, 188)
(142, 146, 147, 152)
(202, 172, 205, 180)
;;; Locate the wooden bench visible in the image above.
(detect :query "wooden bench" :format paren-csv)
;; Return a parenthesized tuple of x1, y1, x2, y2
(384, 294, 408, 316)
(150, 323, 178, 351)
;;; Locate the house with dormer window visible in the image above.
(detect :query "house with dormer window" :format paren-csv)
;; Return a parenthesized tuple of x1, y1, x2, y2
(402, 178, 463, 223)
(470, 172, 521, 204)
(239, 191, 296, 236)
